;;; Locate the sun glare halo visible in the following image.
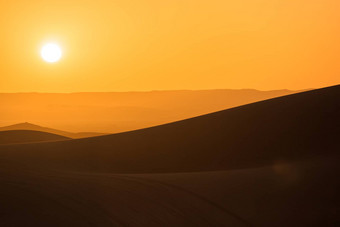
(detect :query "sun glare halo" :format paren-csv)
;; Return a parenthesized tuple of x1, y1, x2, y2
(41, 43, 62, 63)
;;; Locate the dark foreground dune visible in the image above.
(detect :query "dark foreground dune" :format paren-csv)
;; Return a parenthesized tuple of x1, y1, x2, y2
(0, 85, 339, 226)
(0, 130, 69, 145)
(0, 155, 338, 227)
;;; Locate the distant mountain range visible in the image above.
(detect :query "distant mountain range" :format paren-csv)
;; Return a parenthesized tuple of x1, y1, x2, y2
(0, 89, 301, 133)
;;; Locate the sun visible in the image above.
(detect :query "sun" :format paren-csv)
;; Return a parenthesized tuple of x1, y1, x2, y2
(41, 43, 62, 63)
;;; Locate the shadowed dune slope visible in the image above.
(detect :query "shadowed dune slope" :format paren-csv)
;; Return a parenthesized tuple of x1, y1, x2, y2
(0, 130, 70, 145)
(2, 155, 338, 227)
(0, 85, 339, 173)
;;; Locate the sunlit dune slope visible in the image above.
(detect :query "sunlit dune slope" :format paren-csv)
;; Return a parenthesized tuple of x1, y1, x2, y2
(0, 85, 338, 173)
(0, 130, 69, 145)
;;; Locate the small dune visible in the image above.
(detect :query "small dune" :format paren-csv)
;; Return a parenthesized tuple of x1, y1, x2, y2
(0, 130, 70, 145)
(0, 123, 105, 139)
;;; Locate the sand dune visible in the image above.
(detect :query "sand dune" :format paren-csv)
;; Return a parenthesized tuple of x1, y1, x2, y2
(0, 85, 338, 226)
(0, 130, 69, 145)
(0, 85, 338, 173)
(0, 122, 105, 139)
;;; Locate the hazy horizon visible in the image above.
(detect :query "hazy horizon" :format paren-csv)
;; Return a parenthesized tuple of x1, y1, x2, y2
(0, 87, 306, 94)
(0, 89, 299, 132)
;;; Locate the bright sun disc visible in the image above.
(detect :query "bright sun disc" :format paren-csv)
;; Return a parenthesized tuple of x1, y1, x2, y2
(41, 43, 62, 63)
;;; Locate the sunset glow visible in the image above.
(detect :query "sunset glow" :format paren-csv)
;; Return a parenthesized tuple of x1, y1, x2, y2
(0, 1, 338, 225)
(0, 0, 339, 92)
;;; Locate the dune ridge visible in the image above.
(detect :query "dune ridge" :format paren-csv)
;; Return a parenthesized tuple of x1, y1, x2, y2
(0, 85, 338, 173)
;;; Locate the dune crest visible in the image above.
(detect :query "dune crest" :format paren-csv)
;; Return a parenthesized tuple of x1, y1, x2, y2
(0, 85, 338, 173)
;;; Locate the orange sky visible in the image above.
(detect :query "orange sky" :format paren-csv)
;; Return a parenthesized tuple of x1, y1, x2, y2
(0, 0, 339, 92)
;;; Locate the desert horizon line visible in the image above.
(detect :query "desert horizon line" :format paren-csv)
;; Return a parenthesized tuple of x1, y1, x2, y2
(0, 86, 314, 94)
